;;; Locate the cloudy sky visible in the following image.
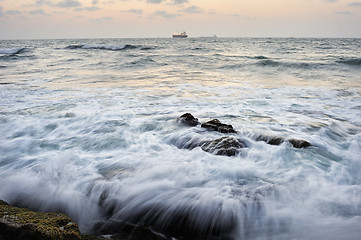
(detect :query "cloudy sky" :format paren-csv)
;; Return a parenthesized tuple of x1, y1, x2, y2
(0, 0, 360, 39)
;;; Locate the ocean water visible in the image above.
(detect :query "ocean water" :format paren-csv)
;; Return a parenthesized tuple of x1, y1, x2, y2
(0, 38, 361, 240)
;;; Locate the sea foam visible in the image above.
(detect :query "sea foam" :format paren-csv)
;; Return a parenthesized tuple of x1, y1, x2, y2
(0, 48, 25, 55)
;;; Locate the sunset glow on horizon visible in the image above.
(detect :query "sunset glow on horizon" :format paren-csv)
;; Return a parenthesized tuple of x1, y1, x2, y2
(1, 0, 361, 39)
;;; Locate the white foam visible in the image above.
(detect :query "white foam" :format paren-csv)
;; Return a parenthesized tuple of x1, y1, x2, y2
(1, 38, 361, 239)
(0, 48, 24, 55)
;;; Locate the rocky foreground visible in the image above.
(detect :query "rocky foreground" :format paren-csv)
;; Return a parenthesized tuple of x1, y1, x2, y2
(0, 200, 100, 240)
(0, 200, 168, 240)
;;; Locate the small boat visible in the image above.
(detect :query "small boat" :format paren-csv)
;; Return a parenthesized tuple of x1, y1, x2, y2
(172, 32, 188, 38)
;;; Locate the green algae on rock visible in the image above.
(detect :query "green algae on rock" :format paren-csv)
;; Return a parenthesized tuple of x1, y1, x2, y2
(0, 200, 82, 240)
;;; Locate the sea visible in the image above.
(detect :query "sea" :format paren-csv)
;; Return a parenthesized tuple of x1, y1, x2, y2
(0, 38, 361, 240)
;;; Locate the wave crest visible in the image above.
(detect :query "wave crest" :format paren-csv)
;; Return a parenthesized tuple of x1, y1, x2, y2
(0, 48, 26, 55)
(65, 44, 137, 51)
(337, 57, 361, 66)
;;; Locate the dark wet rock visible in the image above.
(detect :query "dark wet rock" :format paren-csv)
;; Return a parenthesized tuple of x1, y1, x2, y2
(178, 113, 200, 126)
(288, 139, 312, 148)
(64, 112, 76, 118)
(255, 135, 284, 146)
(176, 114, 311, 150)
(201, 119, 237, 133)
(97, 204, 237, 240)
(94, 223, 169, 240)
(201, 136, 247, 156)
(255, 135, 312, 148)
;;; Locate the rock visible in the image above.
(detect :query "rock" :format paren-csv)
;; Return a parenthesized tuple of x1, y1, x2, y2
(96, 203, 237, 240)
(0, 200, 81, 240)
(201, 136, 246, 156)
(0, 200, 105, 240)
(255, 135, 284, 146)
(201, 119, 237, 133)
(255, 135, 312, 149)
(176, 114, 311, 150)
(288, 139, 312, 148)
(177, 113, 200, 127)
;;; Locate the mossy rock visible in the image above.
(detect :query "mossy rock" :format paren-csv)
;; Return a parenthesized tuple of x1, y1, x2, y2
(0, 200, 81, 240)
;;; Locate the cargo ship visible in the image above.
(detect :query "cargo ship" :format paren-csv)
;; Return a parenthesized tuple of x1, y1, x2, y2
(172, 32, 188, 38)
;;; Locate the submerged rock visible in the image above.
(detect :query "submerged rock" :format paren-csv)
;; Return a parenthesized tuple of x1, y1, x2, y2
(97, 203, 238, 240)
(256, 135, 312, 148)
(201, 136, 246, 156)
(177, 113, 312, 150)
(288, 139, 312, 148)
(201, 119, 237, 133)
(178, 113, 200, 127)
(255, 135, 284, 146)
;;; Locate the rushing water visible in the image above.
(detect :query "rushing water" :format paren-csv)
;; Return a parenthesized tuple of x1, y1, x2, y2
(1, 38, 361, 239)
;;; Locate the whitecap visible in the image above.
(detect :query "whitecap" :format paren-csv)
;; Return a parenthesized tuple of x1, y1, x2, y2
(0, 48, 25, 55)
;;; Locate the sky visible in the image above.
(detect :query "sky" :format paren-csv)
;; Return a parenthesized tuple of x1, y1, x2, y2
(0, 0, 360, 39)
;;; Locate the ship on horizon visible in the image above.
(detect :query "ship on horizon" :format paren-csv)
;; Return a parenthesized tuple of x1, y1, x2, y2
(172, 32, 188, 38)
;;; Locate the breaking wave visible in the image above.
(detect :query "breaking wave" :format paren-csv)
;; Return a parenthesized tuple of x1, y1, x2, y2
(219, 59, 322, 70)
(337, 57, 361, 66)
(248, 55, 269, 60)
(256, 59, 322, 69)
(0, 48, 26, 55)
(65, 44, 138, 51)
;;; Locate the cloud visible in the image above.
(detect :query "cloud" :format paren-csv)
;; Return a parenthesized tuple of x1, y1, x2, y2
(147, 0, 164, 4)
(0, 8, 23, 17)
(5, 10, 22, 15)
(33, 0, 49, 6)
(31, 0, 53, 6)
(122, 9, 143, 15)
(182, 5, 204, 14)
(93, 16, 113, 22)
(76, 6, 101, 11)
(348, 2, 361, 7)
(29, 9, 47, 15)
(172, 0, 188, 4)
(92, 0, 99, 4)
(324, 0, 338, 2)
(335, 11, 352, 15)
(152, 10, 180, 18)
(146, 0, 188, 4)
(55, 0, 82, 8)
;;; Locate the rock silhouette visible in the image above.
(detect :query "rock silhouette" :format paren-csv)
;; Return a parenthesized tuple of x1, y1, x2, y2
(178, 113, 200, 127)
(201, 119, 237, 133)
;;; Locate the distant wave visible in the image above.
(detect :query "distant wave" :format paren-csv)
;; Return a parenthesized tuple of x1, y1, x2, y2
(256, 59, 322, 69)
(257, 59, 281, 67)
(249, 55, 269, 60)
(337, 57, 361, 66)
(140, 46, 156, 50)
(219, 59, 323, 70)
(0, 48, 26, 55)
(65, 44, 137, 51)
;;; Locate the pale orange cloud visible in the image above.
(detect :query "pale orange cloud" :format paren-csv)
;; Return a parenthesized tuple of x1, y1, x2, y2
(0, 0, 360, 39)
